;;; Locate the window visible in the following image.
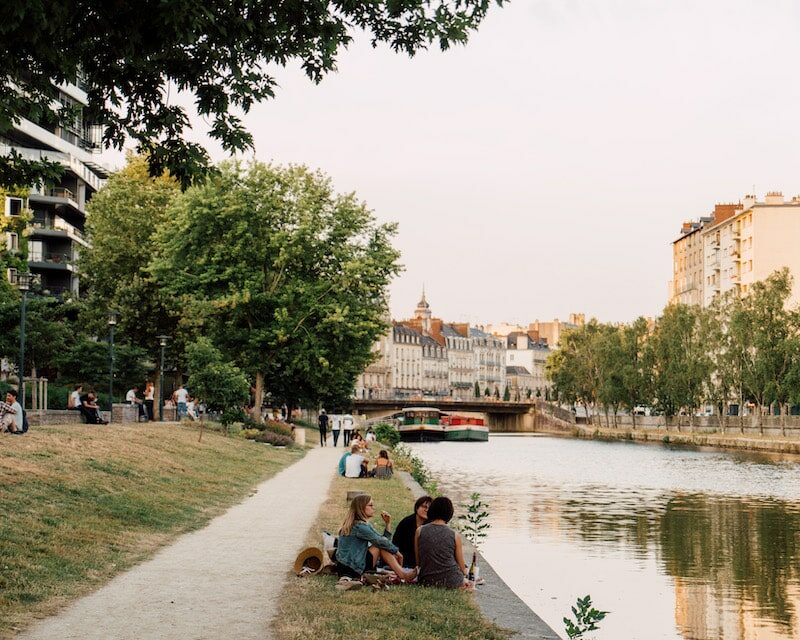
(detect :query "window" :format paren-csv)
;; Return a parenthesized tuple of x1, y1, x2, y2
(6, 267, 17, 285)
(6, 232, 18, 252)
(5, 197, 23, 216)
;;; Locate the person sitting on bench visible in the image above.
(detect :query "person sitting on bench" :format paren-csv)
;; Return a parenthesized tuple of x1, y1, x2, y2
(80, 391, 107, 424)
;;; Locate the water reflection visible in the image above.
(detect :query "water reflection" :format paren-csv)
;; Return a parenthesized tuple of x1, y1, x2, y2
(408, 437, 800, 640)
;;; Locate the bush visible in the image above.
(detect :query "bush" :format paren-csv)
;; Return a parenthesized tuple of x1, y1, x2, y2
(373, 422, 399, 447)
(220, 406, 249, 427)
(264, 420, 293, 437)
(292, 418, 315, 429)
(392, 444, 437, 495)
(240, 428, 261, 440)
(254, 430, 294, 447)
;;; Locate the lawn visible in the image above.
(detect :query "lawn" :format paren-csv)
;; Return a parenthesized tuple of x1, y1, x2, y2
(273, 462, 510, 640)
(0, 423, 303, 637)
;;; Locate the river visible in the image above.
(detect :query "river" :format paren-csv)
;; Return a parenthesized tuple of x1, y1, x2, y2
(406, 434, 800, 640)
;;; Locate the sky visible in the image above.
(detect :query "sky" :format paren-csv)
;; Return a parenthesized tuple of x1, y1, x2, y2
(105, 0, 800, 326)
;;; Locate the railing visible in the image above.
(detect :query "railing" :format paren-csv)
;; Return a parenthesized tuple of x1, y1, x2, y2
(0, 144, 106, 191)
(31, 219, 86, 242)
(48, 187, 76, 202)
(28, 251, 75, 267)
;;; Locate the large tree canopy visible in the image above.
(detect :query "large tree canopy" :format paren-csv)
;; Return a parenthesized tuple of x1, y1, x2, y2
(1, 0, 504, 188)
(151, 161, 401, 411)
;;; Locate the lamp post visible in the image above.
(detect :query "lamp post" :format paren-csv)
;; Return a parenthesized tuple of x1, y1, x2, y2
(16, 272, 35, 407)
(107, 311, 119, 422)
(157, 335, 170, 421)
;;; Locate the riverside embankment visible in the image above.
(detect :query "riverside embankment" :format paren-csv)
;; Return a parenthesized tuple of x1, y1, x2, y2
(534, 401, 800, 454)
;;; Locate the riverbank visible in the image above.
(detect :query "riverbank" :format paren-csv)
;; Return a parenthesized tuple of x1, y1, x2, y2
(536, 421, 800, 456)
(0, 423, 304, 638)
(273, 468, 511, 640)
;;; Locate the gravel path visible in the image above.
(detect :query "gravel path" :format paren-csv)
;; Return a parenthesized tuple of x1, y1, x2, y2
(19, 445, 342, 640)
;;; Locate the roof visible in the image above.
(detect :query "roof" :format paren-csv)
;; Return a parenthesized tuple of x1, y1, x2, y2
(506, 366, 531, 375)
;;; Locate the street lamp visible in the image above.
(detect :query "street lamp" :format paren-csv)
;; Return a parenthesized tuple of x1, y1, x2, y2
(157, 335, 171, 421)
(16, 272, 36, 407)
(107, 311, 119, 422)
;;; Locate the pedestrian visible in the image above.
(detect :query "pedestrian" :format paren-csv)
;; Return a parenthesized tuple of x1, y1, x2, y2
(144, 381, 155, 421)
(67, 383, 83, 411)
(331, 413, 341, 447)
(342, 413, 354, 447)
(318, 409, 329, 447)
(173, 384, 189, 420)
(126, 385, 147, 421)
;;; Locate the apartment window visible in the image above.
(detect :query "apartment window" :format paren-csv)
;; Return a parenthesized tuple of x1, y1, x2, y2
(6, 267, 17, 285)
(6, 232, 18, 252)
(5, 197, 23, 216)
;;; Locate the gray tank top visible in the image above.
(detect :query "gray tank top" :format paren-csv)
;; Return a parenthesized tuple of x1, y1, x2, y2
(417, 523, 464, 588)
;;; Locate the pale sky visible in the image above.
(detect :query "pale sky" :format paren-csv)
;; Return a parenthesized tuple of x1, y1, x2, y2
(105, 0, 800, 326)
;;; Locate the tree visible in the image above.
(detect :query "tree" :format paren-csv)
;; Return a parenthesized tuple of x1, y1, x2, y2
(79, 155, 187, 383)
(474, 380, 481, 398)
(1, 1, 506, 188)
(646, 304, 712, 420)
(152, 162, 401, 417)
(185, 337, 249, 416)
(503, 386, 510, 401)
(56, 340, 150, 394)
(617, 318, 651, 428)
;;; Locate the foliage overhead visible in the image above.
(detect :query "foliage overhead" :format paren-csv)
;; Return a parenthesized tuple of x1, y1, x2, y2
(0, 0, 505, 188)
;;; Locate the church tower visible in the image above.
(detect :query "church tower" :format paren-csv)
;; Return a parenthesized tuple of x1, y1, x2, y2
(414, 287, 432, 334)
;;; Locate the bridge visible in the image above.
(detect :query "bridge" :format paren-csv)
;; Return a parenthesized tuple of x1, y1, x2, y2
(352, 398, 571, 432)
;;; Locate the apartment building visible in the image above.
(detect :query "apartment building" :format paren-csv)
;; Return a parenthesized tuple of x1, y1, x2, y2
(470, 326, 505, 396)
(700, 193, 800, 307)
(2, 77, 109, 294)
(391, 323, 422, 396)
(505, 331, 551, 395)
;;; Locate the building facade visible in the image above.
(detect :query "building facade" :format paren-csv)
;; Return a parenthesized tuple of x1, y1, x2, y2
(505, 331, 551, 396)
(471, 326, 506, 396)
(701, 193, 800, 308)
(391, 323, 423, 397)
(2, 78, 109, 294)
(421, 335, 448, 397)
(442, 323, 475, 400)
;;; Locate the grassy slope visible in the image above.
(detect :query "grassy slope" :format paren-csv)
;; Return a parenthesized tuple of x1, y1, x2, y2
(274, 463, 509, 640)
(0, 423, 304, 636)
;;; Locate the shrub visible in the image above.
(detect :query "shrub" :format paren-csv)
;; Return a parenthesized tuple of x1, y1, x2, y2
(373, 422, 399, 446)
(292, 418, 315, 429)
(254, 430, 294, 447)
(240, 428, 261, 440)
(264, 420, 293, 438)
(392, 444, 437, 495)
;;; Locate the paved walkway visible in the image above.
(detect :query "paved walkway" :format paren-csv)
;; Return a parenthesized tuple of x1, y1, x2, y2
(19, 445, 342, 640)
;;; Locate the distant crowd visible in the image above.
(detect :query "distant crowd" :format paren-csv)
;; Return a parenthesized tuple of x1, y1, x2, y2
(67, 382, 201, 424)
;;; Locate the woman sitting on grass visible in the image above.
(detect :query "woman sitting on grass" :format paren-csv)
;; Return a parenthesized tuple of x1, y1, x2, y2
(370, 449, 394, 478)
(415, 496, 468, 589)
(392, 495, 431, 568)
(336, 494, 417, 585)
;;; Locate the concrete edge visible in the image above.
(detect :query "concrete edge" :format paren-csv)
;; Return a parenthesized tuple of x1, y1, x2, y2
(397, 471, 562, 640)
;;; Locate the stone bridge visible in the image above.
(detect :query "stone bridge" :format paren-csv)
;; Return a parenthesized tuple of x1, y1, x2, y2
(352, 398, 566, 432)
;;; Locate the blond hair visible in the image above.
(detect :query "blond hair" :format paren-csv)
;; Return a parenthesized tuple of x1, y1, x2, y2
(339, 493, 372, 536)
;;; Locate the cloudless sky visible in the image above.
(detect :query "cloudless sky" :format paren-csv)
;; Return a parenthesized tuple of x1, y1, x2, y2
(104, 0, 800, 325)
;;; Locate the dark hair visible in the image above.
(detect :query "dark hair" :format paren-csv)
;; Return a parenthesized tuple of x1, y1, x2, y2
(7, 388, 18, 398)
(414, 495, 432, 512)
(427, 496, 454, 523)
(74, 384, 83, 391)
(378, 449, 389, 459)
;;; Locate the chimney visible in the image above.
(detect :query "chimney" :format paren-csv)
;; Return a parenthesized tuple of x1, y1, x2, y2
(742, 195, 756, 210)
(765, 191, 784, 205)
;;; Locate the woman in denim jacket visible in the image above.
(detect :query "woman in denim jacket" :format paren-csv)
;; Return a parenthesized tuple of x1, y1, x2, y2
(336, 494, 417, 582)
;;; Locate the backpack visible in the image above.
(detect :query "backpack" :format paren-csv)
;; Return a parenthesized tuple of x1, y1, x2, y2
(20, 408, 29, 433)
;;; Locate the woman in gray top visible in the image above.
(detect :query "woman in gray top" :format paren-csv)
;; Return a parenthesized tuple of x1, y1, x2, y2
(415, 496, 467, 589)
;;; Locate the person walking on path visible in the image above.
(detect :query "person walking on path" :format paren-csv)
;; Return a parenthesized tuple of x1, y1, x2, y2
(173, 384, 189, 420)
(342, 413, 354, 447)
(143, 381, 155, 421)
(331, 413, 341, 447)
(17, 446, 342, 640)
(317, 409, 329, 446)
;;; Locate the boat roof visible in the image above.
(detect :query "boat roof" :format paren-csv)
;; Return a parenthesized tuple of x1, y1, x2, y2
(402, 407, 442, 413)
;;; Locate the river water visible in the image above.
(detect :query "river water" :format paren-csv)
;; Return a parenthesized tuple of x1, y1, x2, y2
(406, 435, 800, 640)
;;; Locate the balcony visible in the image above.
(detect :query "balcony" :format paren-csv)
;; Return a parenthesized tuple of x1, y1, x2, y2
(31, 218, 88, 246)
(29, 251, 76, 271)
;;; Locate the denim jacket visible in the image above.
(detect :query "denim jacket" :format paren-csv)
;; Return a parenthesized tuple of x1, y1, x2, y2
(337, 521, 398, 575)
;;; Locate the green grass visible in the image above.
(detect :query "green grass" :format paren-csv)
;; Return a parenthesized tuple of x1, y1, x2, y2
(274, 462, 509, 640)
(0, 423, 304, 637)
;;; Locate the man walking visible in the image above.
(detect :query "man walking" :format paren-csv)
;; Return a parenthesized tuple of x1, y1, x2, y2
(331, 413, 341, 447)
(317, 409, 329, 447)
(342, 413, 354, 447)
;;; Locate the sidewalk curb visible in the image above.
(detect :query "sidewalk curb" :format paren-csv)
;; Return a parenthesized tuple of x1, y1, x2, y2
(397, 471, 562, 640)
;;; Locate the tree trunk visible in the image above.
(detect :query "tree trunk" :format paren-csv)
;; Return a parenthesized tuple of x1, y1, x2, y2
(253, 371, 264, 424)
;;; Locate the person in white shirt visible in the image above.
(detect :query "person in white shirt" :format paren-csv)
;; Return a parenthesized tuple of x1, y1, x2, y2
(365, 427, 377, 442)
(342, 414, 354, 447)
(186, 397, 199, 421)
(0, 389, 22, 433)
(68, 384, 83, 411)
(173, 384, 189, 420)
(344, 445, 367, 478)
(331, 414, 342, 447)
(126, 385, 146, 420)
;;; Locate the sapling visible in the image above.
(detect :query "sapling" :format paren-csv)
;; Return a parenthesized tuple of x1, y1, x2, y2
(563, 595, 608, 639)
(458, 492, 491, 582)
